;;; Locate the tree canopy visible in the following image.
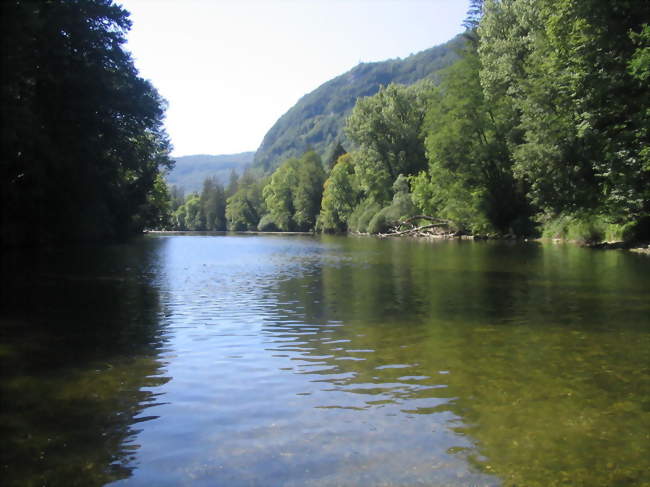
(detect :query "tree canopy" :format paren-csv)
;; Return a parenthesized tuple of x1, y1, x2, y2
(8, 0, 646, 244)
(1, 0, 172, 246)
(479, 0, 650, 222)
(262, 151, 325, 232)
(305, 0, 649, 240)
(345, 83, 430, 203)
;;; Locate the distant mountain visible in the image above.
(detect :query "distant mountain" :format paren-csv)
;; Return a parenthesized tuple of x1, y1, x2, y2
(253, 35, 465, 171)
(167, 152, 255, 193)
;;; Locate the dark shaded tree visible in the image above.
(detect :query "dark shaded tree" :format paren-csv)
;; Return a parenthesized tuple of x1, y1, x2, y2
(326, 141, 347, 170)
(414, 45, 530, 234)
(462, 0, 484, 31)
(293, 151, 326, 231)
(226, 169, 239, 197)
(200, 177, 227, 231)
(1, 0, 172, 246)
(169, 185, 185, 213)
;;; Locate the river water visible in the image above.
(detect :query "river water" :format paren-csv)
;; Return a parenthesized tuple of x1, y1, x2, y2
(1, 235, 649, 486)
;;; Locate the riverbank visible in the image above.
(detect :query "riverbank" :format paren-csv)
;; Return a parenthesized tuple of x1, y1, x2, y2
(373, 228, 650, 254)
(145, 230, 315, 236)
(146, 229, 650, 254)
(588, 240, 650, 254)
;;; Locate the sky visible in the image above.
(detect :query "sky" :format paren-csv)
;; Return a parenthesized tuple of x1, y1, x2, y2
(118, 0, 470, 157)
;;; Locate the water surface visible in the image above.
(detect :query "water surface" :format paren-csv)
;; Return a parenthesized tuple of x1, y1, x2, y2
(1, 235, 649, 486)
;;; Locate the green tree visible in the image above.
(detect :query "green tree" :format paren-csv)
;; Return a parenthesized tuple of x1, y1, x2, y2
(479, 0, 650, 223)
(182, 193, 202, 231)
(262, 151, 325, 232)
(293, 151, 326, 231)
(462, 0, 484, 32)
(0, 0, 172, 246)
(262, 158, 299, 231)
(172, 204, 187, 230)
(225, 171, 266, 231)
(629, 24, 650, 82)
(200, 177, 227, 231)
(418, 46, 529, 234)
(367, 175, 418, 234)
(326, 141, 347, 170)
(169, 186, 185, 212)
(137, 174, 173, 230)
(226, 169, 239, 197)
(345, 83, 429, 203)
(318, 153, 362, 233)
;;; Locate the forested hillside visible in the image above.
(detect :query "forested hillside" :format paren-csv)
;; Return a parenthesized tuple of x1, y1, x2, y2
(205, 0, 648, 244)
(168, 152, 254, 193)
(253, 36, 463, 171)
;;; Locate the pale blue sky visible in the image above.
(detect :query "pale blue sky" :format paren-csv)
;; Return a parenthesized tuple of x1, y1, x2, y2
(118, 0, 469, 157)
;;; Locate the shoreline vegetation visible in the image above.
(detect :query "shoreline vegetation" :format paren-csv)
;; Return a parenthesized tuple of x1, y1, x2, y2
(2, 1, 648, 251)
(145, 230, 314, 236)
(159, 3, 649, 253)
(144, 229, 650, 255)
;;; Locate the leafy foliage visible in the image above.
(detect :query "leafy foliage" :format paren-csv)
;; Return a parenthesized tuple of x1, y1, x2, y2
(345, 83, 430, 203)
(539, 213, 638, 244)
(479, 0, 650, 224)
(417, 46, 530, 234)
(322, 0, 648, 239)
(629, 24, 650, 82)
(139, 174, 173, 230)
(0, 0, 172, 245)
(12, 0, 646, 243)
(262, 159, 299, 231)
(318, 154, 362, 233)
(367, 176, 418, 234)
(348, 199, 383, 234)
(462, 0, 484, 31)
(262, 151, 325, 231)
(199, 177, 228, 231)
(225, 171, 267, 231)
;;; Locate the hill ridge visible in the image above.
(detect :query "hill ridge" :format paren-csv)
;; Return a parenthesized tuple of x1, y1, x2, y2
(253, 35, 465, 171)
(167, 151, 255, 193)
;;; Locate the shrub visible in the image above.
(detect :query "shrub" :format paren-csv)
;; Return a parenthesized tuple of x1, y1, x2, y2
(348, 199, 381, 233)
(368, 207, 391, 234)
(258, 214, 281, 232)
(540, 213, 640, 244)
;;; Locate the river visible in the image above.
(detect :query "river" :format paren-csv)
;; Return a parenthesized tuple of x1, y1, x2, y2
(1, 235, 649, 486)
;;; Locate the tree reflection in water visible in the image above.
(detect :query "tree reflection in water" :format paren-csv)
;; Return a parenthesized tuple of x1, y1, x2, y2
(260, 237, 650, 486)
(1, 239, 171, 486)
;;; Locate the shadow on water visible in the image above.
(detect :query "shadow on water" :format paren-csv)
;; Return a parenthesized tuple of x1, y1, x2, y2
(0, 238, 171, 487)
